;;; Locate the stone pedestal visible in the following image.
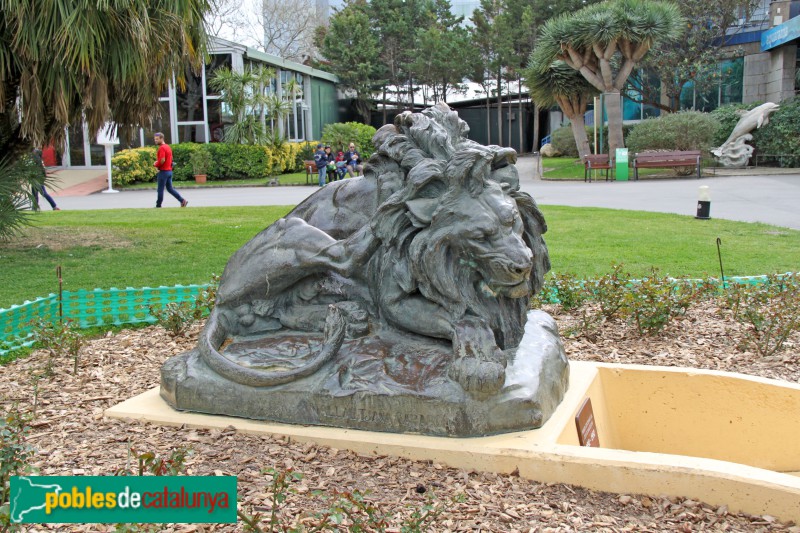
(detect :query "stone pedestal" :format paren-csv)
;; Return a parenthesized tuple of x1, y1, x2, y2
(161, 310, 569, 437)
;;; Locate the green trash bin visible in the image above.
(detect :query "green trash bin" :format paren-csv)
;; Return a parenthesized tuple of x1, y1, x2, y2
(615, 148, 629, 181)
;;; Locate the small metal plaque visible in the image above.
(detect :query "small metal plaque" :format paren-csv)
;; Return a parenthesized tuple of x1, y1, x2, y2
(575, 397, 600, 447)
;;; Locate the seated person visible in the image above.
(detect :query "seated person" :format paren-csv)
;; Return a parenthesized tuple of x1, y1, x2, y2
(335, 151, 348, 180)
(324, 145, 338, 182)
(345, 143, 363, 177)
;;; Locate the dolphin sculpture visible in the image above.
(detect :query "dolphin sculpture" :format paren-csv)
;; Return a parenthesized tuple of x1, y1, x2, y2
(712, 102, 779, 167)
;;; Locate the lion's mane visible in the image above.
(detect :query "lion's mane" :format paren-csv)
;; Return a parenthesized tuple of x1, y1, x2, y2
(359, 103, 551, 349)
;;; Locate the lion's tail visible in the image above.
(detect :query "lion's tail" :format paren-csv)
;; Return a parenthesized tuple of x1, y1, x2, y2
(198, 305, 346, 387)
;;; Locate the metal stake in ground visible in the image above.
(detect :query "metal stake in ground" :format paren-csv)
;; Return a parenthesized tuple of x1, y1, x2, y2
(716, 238, 726, 288)
(56, 265, 63, 323)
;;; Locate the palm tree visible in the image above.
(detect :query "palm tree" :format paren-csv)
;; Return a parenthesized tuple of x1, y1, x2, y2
(283, 77, 303, 140)
(209, 66, 276, 144)
(0, 0, 209, 238)
(264, 94, 292, 140)
(535, 0, 684, 153)
(524, 59, 598, 160)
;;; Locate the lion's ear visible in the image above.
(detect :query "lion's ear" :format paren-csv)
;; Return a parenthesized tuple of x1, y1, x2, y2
(405, 198, 437, 227)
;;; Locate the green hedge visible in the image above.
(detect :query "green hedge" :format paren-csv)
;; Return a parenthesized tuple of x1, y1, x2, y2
(626, 111, 721, 154)
(321, 122, 376, 157)
(111, 141, 315, 185)
(755, 99, 800, 167)
(711, 100, 800, 167)
(550, 124, 635, 157)
(710, 102, 759, 147)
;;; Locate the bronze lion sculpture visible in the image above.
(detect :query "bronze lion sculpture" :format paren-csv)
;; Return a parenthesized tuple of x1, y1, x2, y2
(161, 103, 568, 436)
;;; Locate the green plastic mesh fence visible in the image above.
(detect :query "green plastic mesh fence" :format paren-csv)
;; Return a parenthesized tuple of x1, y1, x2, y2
(0, 284, 208, 356)
(0, 274, 792, 357)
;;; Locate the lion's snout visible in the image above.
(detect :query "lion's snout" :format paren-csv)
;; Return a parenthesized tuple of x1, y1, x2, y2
(490, 257, 532, 282)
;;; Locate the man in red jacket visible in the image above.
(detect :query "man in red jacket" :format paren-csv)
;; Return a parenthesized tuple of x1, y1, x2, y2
(154, 133, 188, 208)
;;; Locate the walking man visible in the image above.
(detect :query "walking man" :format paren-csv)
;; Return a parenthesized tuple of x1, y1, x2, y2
(31, 148, 60, 211)
(154, 132, 188, 208)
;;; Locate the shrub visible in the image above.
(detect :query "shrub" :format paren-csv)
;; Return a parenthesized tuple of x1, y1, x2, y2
(751, 98, 800, 167)
(170, 143, 202, 181)
(626, 111, 721, 154)
(295, 141, 319, 169)
(321, 122, 377, 158)
(549, 124, 635, 157)
(0, 405, 36, 529)
(29, 319, 85, 375)
(148, 301, 195, 337)
(189, 146, 212, 176)
(113, 141, 313, 185)
(588, 263, 631, 320)
(111, 147, 157, 185)
(622, 271, 709, 336)
(193, 274, 220, 321)
(546, 272, 590, 311)
(710, 102, 760, 147)
(724, 273, 800, 357)
(550, 126, 582, 158)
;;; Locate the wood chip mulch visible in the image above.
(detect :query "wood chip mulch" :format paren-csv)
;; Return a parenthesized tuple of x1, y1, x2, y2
(2, 302, 799, 532)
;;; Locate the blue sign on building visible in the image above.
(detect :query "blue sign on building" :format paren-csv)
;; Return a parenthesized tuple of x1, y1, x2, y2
(761, 15, 800, 51)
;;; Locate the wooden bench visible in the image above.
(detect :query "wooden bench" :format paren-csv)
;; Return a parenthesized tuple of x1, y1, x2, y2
(584, 154, 613, 182)
(304, 160, 318, 185)
(632, 151, 702, 180)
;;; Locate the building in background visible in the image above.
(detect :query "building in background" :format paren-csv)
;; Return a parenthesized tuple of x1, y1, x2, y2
(57, 37, 339, 169)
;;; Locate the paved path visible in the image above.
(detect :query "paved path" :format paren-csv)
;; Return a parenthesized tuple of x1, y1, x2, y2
(52, 158, 800, 230)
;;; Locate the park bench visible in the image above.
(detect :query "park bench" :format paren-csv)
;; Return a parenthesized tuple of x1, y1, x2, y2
(304, 160, 318, 185)
(584, 154, 613, 182)
(632, 151, 702, 180)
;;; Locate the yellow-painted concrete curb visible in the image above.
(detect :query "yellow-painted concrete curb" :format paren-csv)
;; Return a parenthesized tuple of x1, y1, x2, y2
(106, 361, 800, 523)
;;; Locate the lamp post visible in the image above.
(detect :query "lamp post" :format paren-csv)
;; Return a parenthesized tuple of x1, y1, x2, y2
(696, 186, 711, 219)
(97, 124, 119, 194)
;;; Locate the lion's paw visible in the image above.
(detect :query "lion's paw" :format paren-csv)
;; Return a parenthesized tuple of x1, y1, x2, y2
(448, 357, 505, 397)
(452, 317, 506, 364)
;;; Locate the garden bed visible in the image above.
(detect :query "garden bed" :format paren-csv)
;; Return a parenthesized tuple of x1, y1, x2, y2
(2, 300, 798, 531)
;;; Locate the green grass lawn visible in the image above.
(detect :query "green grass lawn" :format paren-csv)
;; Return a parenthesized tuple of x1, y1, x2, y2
(542, 157, 698, 180)
(1, 205, 798, 308)
(118, 171, 314, 190)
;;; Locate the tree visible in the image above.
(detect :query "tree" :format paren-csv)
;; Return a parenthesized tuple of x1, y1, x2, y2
(410, 0, 472, 104)
(315, 0, 383, 122)
(0, 0, 209, 239)
(209, 66, 277, 144)
(523, 60, 598, 160)
(471, 0, 513, 146)
(535, 0, 684, 153)
(260, 0, 320, 61)
(369, 0, 430, 109)
(633, 0, 760, 113)
(283, 77, 303, 140)
(208, 0, 319, 61)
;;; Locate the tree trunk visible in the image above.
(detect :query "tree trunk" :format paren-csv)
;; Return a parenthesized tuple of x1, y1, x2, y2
(485, 92, 491, 144)
(291, 91, 299, 141)
(496, 71, 503, 146)
(517, 76, 523, 153)
(532, 103, 540, 153)
(382, 86, 387, 125)
(569, 115, 591, 161)
(604, 91, 625, 154)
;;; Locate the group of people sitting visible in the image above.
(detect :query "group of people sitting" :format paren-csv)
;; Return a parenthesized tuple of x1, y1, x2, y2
(313, 142, 364, 187)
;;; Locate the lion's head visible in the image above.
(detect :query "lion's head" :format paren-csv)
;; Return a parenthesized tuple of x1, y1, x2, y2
(370, 147, 535, 349)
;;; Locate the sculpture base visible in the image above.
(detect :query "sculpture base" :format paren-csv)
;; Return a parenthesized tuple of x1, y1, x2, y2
(160, 310, 569, 437)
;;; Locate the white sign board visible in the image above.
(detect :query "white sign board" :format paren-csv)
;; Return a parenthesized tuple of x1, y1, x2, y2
(96, 123, 119, 146)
